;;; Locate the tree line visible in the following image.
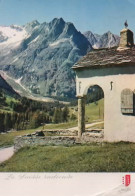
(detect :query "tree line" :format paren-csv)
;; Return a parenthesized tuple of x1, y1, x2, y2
(0, 90, 73, 132)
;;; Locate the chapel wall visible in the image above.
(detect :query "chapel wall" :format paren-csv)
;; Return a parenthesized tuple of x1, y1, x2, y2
(76, 66, 135, 142)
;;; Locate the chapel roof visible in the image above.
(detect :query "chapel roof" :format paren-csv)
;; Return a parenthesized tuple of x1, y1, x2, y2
(72, 47, 135, 69)
(73, 23, 135, 70)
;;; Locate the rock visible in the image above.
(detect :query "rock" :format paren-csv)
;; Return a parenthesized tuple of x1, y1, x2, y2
(36, 131, 45, 136)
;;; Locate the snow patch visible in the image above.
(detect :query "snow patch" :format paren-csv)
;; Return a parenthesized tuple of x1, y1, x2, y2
(49, 38, 70, 47)
(14, 77, 31, 92)
(0, 25, 28, 48)
(28, 35, 39, 45)
(15, 77, 23, 85)
(12, 56, 19, 63)
(108, 34, 113, 48)
(93, 43, 100, 49)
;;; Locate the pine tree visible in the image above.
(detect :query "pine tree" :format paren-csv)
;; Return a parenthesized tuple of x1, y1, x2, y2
(0, 113, 5, 132)
(11, 112, 18, 130)
(29, 112, 41, 128)
(62, 106, 69, 122)
(70, 113, 77, 121)
(4, 113, 12, 131)
(53, 108, 62, 123)
(15, 114, 22, 131)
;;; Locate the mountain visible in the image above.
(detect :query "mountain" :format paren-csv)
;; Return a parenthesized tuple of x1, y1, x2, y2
(0, 18, 92, 98)
(0, 74, 19, 97)
(83, 31, 99, 49)
(84, 31, 120, 49)
(0, 18, 120, 99)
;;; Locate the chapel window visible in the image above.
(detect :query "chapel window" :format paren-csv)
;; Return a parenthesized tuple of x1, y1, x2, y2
(121, 89, 133, 114)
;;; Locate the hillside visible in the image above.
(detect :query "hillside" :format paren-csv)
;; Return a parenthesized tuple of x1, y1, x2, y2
(0, 74, 19, 98)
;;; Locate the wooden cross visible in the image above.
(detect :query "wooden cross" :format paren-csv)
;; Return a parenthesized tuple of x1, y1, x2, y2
(110, 81, 113, 90)
(124, 20, 128, 28)
(79, 82, 81, 93)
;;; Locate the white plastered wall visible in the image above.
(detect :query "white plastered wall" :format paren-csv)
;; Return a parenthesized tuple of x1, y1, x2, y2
(76, 66, 135, 142)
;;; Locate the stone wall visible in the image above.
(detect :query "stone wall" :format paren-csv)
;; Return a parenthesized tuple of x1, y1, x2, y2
(81, 130, 104, 143)
(42, 129, 78, 136)
(14, 129, 104, 151)
(14, 135, 76, 151)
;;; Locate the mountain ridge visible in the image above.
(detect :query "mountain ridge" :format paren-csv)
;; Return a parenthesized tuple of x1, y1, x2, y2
(83, 30, 120, 49)
(0, 18, 119, 99)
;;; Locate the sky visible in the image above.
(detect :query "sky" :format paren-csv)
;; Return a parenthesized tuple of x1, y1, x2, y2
(0, 0, 135, 35)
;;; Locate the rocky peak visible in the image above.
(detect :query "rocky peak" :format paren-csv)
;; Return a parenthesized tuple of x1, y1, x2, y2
(64, 22, 77, 36)
(83, 31, 97, 46)
(49, 18, 65, 29)
(25, 20, 40, 32)
(0, 18, 93, 98)
(84, 30, 120, 49)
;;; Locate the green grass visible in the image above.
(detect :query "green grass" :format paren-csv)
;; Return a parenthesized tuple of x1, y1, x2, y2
(0, 99, 104, 148)
(0, 108, 13, 113)
(69, 98, 104, 123)
(0, 142, 135, 172)
(43, 121, 77, 129)
(6, 96, 18, 105)
(0, 121, 78, 148)
(87, 122, 104, 129)
(85, 99, 104, 122)
(0, 95, 18, 113)
(0, 128, 39, 147)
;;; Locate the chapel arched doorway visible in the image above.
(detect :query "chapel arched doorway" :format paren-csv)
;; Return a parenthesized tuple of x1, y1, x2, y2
(85, 85, 104, 131)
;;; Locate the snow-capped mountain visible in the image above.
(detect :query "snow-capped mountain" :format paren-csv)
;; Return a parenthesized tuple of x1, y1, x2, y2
(0, 18, 120, 99)
(0, 25, 28, 50)
(0, 25, 28, 66)
(0, 18, 92, 98)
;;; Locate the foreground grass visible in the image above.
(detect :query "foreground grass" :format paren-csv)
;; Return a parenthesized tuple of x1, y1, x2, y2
(0, 143, 135, 172)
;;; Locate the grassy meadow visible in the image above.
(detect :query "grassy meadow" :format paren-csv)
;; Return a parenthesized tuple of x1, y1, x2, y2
(0, 142, 135, 172)
(0, 98, 135, 172)
(69, 98, 104, 123)
(0, 98, 104, 148)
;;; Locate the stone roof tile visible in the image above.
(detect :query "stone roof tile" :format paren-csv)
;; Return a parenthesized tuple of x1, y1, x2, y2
(72, 47, 135, 69)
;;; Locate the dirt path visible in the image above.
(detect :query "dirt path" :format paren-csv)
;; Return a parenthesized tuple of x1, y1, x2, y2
(0, 146, 14, 163)
(68, 121, 104, 130)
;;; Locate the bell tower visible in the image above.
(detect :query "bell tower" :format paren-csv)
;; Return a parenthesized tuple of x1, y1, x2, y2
(119, 21, 134, 49)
